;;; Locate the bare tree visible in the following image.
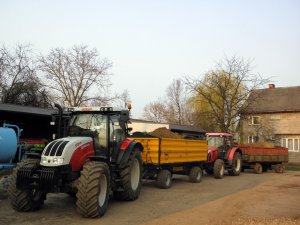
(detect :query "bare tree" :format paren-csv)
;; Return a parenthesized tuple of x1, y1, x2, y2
(186, 56, 270, 133)
(0, 44, 52, 107)
(39, 45, 112, 107)
(143, 100, 167, 123)
(115, 89, 131, 108)
(166, 79, 189, 125)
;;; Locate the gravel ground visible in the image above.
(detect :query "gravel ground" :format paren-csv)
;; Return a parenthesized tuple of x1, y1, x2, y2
(0, 170, 299, 225)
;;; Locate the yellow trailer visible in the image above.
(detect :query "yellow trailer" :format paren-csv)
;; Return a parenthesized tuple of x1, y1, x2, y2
(133, 137, 207, 188)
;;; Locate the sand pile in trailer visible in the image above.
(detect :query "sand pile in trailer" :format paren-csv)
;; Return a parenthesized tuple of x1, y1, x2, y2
(149, 127, 183, 139)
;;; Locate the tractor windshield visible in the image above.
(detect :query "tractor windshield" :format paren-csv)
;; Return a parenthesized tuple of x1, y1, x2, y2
(207, 136, 224, 148)
(67, 113, 107, 144)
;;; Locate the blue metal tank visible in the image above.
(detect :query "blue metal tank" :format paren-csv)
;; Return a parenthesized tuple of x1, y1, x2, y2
(0, 127, 17, 163)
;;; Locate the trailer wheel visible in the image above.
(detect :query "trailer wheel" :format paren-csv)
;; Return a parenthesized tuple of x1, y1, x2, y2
(189, 167, 203, 183)
(156, 170, 172, 189)
(274, 164, 284, 173)
(228, 152, 242, 176)
(8, 159, 45, 212)
(254, 163, 263, 174)
(76, 161, 110, 218)
(114, 148, 142, 201)
(213, 159, 225, 179)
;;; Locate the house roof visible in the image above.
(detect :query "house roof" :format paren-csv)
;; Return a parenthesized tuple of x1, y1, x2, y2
(0, 103, 55, 116)
(241, 86, 300, 114)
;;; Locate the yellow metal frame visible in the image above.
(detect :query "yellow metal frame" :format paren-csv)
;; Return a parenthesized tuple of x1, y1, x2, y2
(133, 138, 207, 165)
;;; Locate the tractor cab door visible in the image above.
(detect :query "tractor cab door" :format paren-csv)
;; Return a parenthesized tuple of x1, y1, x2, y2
(108, 114, 126, 161)
(224, 136, 234, 160)
(219, 136, 234, 158)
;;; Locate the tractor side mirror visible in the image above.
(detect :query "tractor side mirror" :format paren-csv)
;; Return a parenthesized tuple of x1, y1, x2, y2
(119, 110, 129, 131)
(50, 115, 56, 126)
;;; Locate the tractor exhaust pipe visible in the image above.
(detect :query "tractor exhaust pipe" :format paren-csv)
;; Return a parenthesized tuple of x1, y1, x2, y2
(54, 103, 63, 139)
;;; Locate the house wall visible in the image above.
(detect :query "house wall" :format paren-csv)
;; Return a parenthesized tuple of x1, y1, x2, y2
(239, 112, 300, 163)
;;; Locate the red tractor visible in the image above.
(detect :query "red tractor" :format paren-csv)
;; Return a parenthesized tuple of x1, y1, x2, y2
(8, 105, 143, 218)
(204, 133, 242, 179)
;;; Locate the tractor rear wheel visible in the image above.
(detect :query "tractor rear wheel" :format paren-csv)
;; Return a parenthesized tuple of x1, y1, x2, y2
(254, 163, 263, 174)
(76, 161, 110, 218)
(189, 167, 203, 183)
(114, 148, 142, 201)
(228, 152, 242, 176)
(213, 159, 225, 179)
(8, 159, 45, 211)
(156, 169, 172, 189)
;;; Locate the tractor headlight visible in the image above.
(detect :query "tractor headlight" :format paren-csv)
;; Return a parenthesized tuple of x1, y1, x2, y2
(53, 158, 64, 165)
(41, 157, 47, 164)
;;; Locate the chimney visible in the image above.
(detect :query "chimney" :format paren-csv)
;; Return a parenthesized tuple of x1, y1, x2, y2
(268, 84, 275, 89)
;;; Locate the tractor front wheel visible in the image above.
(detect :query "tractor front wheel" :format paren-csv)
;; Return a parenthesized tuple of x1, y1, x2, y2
(76, 161, 110, 218)
(8, 159, 45, 212)
(114, 148, 143, 201)
(213, 159, 225, 179)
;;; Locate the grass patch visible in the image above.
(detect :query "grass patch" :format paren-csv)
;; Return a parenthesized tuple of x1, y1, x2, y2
(286, 167, 300, 171)
(286, 163, 300, 171)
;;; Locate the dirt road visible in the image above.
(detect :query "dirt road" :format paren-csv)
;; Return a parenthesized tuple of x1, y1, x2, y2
(0, 171, 299, 225)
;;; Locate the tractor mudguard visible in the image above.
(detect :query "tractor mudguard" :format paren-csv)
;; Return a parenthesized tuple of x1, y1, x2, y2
(226, 147, 242, 162)
(117, 141, 143, 169)
(207, 147, 218, 163)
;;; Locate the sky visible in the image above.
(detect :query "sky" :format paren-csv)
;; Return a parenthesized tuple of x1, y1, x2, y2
(0, 0, 299, 118)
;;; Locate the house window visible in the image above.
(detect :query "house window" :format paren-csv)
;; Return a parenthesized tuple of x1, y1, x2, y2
(270, 115, 281, 120)
(249, 116, 260, 125)
(282, 138, 299, 152)
(248, 136, 259, 143)
(294, 139, 299, 151)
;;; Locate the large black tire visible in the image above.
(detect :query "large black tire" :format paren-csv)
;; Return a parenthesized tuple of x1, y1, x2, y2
(189, 167, 203, 183)
(76, 161, 110, 218)
(8, 159, 45, 211)
(213, 159, 225, 179)
(254, 163, 263, 174)
(228, 152, 242, 176)
(114, 149, 143, 201)
(156, 169, 172, 189)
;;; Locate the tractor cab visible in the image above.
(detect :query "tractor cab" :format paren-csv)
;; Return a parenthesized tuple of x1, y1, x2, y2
(207, 133, 234, 160)
(64, 106, 131, 161)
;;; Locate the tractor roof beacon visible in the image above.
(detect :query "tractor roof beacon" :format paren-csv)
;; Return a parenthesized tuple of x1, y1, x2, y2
(8, 104, 143, 218)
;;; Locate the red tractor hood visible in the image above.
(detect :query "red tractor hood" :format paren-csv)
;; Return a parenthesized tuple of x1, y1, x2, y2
(207, 146, 218, 153)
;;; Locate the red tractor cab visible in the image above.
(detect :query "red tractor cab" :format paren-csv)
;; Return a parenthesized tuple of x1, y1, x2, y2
(204, 133, 242, 179)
